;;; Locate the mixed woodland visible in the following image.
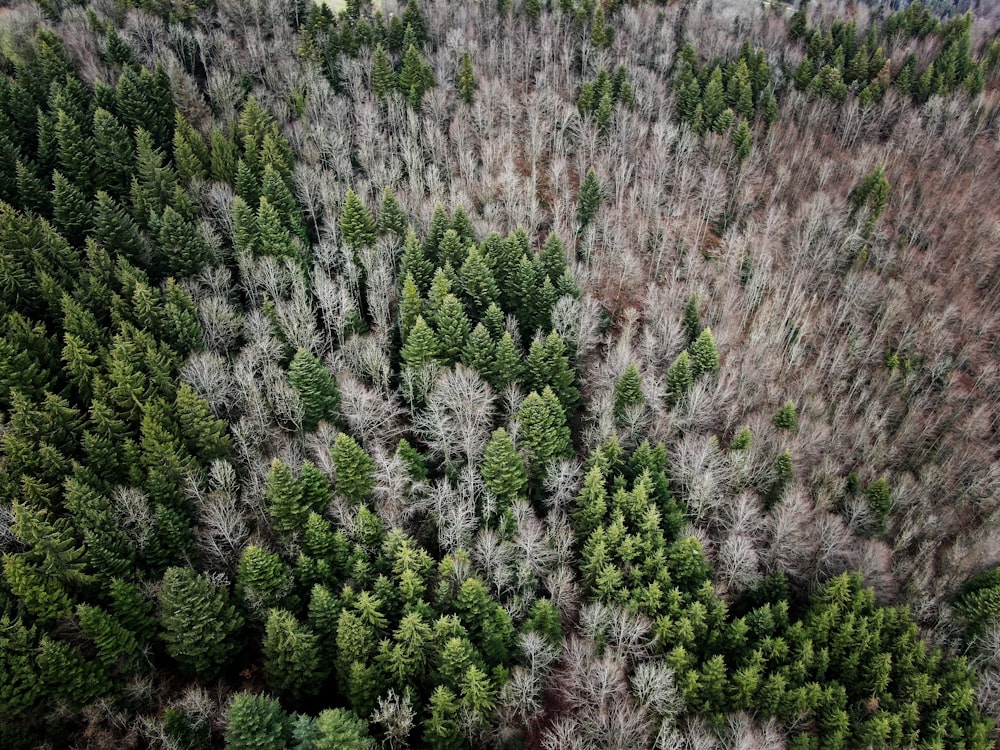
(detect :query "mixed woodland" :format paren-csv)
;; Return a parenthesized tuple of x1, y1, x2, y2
(1, 0, 1000, 747)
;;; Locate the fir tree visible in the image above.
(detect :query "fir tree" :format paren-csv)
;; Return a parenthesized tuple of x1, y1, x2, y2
(372, 45, 397, 99)
(690, 327, 720, 376)
(577, 168, 603, 231)
(613, 363, 645, 422)
(340, 189, 377, 249)
(331, 433, 376, 504)
(267, 459, 307, 537)
(481, 427, 528, 527)
(401, 315, 440, 368)
(434, 293, 471, 365)
(237, 545, 292, 613)
(225, 693, 292, 750)
(379, 186, 407, 235)
(289, 348, 340, 431)
(458, 51, 477, 105)
(157, 567, 245, 678)
(263, 608, 328, 699)
(666, 350, 694, 407)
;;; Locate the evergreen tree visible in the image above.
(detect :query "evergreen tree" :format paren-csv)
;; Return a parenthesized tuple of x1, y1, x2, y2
(308, 708, 374, 750)
(401, 315, 441, 368)
(433, 293, 471, 365)
(372, 45, 397, 99)
(458, 245, 499, 318)
(458, 51, 477, 105)
(401, 226, 434, 293)
(517, 387, 572, 479)
(94, 191, 145, 265)
(158, 567, 245, 678)
(732, 119, 752, 162)
(331, 432, 376, 504)
(225, 693, 292, 750)
(340, 189, 377, 249)
(481, 427, 527, 527)
(237, 545, 292, 613)
(263, 608, 328, 698)
(690, 327, 719, 376)
(424, 685, 464, 750)
(461, 322, 496, 378)
(577, 168, 604, 230)
(613, 363, 645, 422)
(267, 458, 307, 537)
(158, 204, 212, 277)
(773, 400, 798, 431)
(379, 186, 407, 235)
(289, 348, 339, 431)
(399, 44, 435, 109)
(54, 108, 94, 195)
(491, 331, 522, 392)
(52, 170, 93, 246)
(665, 350, 694, 407)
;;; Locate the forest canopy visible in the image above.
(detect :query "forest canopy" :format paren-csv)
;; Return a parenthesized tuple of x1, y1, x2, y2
(1, 0, 1000, 748)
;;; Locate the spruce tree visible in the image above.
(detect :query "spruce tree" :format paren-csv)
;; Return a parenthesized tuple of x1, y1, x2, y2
(331, 433, 376, 504)
(372, 44, 397, 99)
(267, 458, 307, 537)
(434, 293, 471, 365)
(690, 327, 719, 376)
(481, 427, 527, 517)
(157, 567, 245, 678)
(458, 51, 477, 105)
(401, 315, 440, 368)
(225, 693, 292, 750)
(491, 331, 522, 392)
(237, 545, 292, 613)
(340, 189, 377, 250)
(379, 186, 407, 235)
(263, 608, 328, 699)
(577, 168, 604, 229)
(288, 348, 340, 431)
(458, 245, 499, 318)
(613, 363, 645, 422)
(666, 350, 694, 407)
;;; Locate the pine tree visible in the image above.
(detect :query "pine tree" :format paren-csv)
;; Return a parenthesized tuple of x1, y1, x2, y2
(613, 363, 645, 422)
(577, 168, 604, 230)
(732, 119, 752, 162)
(461, 323, 496, 378)
(401, 226, 434, 293)
(517, 387, 572, 479)
(458, 245, 499, 318)
(491, 331, 522, 392)
(158, 567, 245, 678)
(666, 350, 694, 407)
(690, 327, 719, 376)
(481, 427, 528, 526)
(225, 693, 292, 750)
(434, 293, 471, 365)
(267, 458, 307, 537)
(379, 186, 407, 235)
(94, 191, 145, 265)
(340, 189, 377, 249)
(772, 400, 798, 431)
(172, 113, 209, 184)
(458, 51, 477, 104)
(263, 608, 328, 698)
(52, 171, 93, 246)
(424, 685, 464, 750)
(309, 708, 374, 750)
(372, 44, 397, 99)
(401, 315, 441, 368)
(237, 545, 292, 613)
(399, 44, 435, 109)
(331, 432, 376, 504)
(289, 348, 340, 431)
(158, 204, 212, 277)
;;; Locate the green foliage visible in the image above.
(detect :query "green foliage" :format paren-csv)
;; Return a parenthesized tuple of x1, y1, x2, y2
(263, 608, 329, 699)
(457, 51, 477, 105)
(225, 693, 292, 750)
(613, 363, 645, 423)
(577, 167, 604, 230)
(340, 189, 377, 250)
(773, 400, 798, 431)
(158, 567, 245, 679)
(331, 433, 376, 504)
(690, 327, 719, 376)
(237, 545, 292, 613)
(289, 348, 340, 431)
